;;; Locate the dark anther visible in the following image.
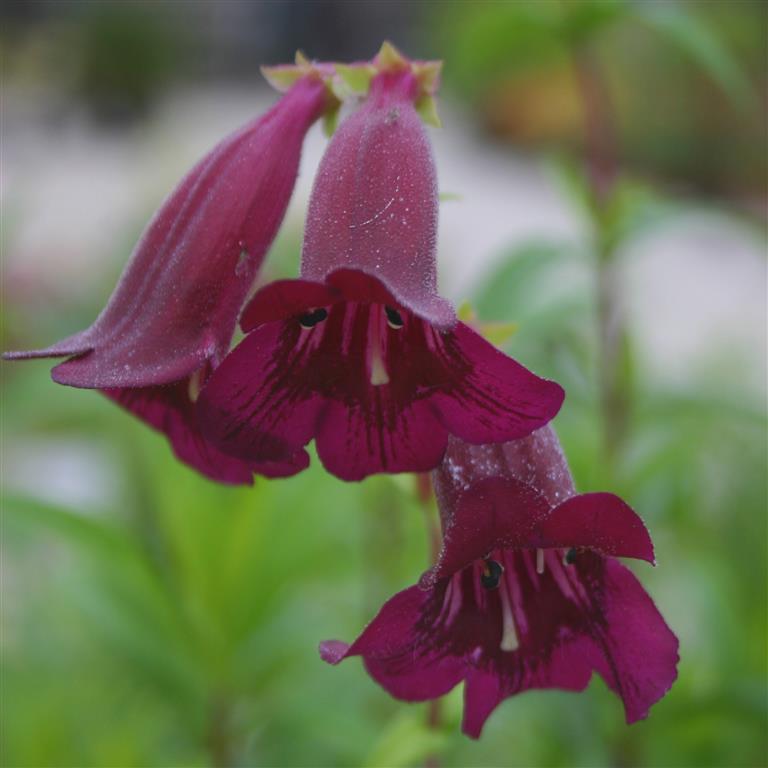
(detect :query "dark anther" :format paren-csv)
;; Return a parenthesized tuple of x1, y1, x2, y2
(564, 547, 578, 565)
(385, 306, 404, 329)
(299, 308, 328, 329)
(480, 558, 504, 590)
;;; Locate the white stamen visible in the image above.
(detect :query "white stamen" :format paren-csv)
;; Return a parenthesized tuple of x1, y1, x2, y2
(188, 369, 204, 403)
(370, 347, 389, 386)
(368, 310, 390, 386)
(536, 548, 545, 575)
(498, 580, 519, 652)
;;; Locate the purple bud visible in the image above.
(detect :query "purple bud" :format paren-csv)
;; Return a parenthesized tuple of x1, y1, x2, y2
(5, 75, 332, 483)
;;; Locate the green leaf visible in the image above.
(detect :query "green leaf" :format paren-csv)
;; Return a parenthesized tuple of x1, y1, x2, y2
(415, 94, 441, 128)
(635, 3, 752, 106)
(4, 494, 204, 704)
(4, 493, 137, 560)
(473, 240, 582, 323)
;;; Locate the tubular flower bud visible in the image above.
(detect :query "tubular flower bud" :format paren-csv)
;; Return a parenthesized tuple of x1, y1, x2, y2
(198, 55, 563, 482)
(4, 72, 336, 483)
(321, 427, 678, 738)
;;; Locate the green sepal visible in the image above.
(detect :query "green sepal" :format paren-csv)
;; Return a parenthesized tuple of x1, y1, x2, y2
(376, 40, 409, 72)
(481, 321, 519, 348)
(457, 300, 518, 348)
(416, 94, 441, 128)
(260, 65, 304, 93)
(335, 63, 375, 94)
(322, 102, 341, 137)
(457, 300, 474, 323)
(413, 60, 443, 95)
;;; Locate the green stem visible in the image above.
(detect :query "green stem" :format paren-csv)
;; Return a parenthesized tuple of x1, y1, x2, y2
(416, 473, 441, 565)
(424, 699, 442, 768)
(206, 694, 234, 768)
(574, 48, 629, 474)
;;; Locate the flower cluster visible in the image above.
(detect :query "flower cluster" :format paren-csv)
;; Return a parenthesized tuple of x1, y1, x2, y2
(5, 43, 678, 737)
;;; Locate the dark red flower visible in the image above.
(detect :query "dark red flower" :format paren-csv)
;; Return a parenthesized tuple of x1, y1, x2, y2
(197, 62, 564, 481)
(4, 73, 334, 483)
(320, 428, 679, 737)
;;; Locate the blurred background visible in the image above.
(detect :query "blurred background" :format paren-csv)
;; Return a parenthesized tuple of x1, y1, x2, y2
(1, 1, 766, 766)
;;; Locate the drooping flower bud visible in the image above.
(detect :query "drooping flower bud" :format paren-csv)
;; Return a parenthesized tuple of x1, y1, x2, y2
(300, 61, 453, 327)
(198, 45, 564, 482)
(4, 70, 337, 483)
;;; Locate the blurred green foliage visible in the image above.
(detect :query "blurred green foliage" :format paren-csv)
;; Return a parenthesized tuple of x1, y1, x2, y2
(435, 0, 765, 196)
(76, 5, 180, 124)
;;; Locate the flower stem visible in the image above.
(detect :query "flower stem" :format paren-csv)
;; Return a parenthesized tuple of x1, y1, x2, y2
(206, 693, 234, 768)
(425, 699, 442, 768)
(574, 50, 617, 206)
(416, 472, 441, 565)
(573, 48, 629, 474)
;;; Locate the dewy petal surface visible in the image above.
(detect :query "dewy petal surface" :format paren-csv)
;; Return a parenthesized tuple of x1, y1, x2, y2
(17, 75, 329, 389)
(301, 68, 454, 328)
(428, 427, 653, 584)
(436, 425, 574, 513)
(5, 75, 329, 483)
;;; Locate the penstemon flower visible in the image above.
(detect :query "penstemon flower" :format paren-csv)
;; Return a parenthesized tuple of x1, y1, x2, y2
(4, 66, 338, 484)
(320, 426, 679, 737)
(197, 47, 564, 482)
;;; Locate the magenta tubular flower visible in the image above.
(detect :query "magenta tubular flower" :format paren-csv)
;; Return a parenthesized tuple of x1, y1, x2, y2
(4, 73, 334, 483)
(197, 61, 564, 482)
(321, 427, 679, 738)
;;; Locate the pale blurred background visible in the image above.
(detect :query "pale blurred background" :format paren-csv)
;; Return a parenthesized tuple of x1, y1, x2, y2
(2, 2, 766, 767)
